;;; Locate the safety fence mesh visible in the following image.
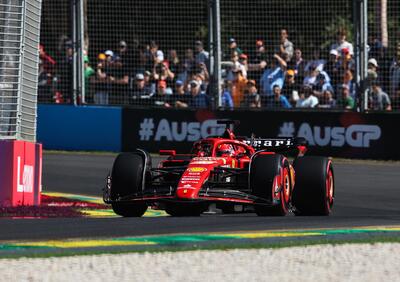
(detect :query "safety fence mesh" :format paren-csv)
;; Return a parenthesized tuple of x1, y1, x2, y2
(36, 0, 400, 112)
(367, 0, 400, 111)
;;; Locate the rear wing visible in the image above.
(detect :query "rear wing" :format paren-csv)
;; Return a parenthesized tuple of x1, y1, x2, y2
(241, 137, 308, 155)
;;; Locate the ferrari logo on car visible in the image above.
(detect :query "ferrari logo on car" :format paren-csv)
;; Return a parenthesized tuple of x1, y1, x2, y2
(188, 167, 207, 173)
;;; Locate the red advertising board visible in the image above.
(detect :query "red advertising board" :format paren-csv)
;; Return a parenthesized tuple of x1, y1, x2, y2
(0, 140, 42, 206)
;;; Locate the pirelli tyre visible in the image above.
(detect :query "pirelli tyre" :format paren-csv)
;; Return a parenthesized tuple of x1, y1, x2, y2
(250, 154, 291, 216)
(110, 152, 148, 217)
(292, 156, 334, 216)
(165, 203, 206, 217)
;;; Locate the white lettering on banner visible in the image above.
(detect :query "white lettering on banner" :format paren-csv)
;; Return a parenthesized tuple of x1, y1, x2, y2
(278, 122, 381, 148)
(141, 118, 225, 142)
(17, 157, 34, 193)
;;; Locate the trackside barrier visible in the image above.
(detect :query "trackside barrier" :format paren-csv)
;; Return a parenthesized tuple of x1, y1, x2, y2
(0, 140, 42, 207)
(122, 108, 400, 160)
(37, 105, 122, 151)
(36, 105, 400, 160)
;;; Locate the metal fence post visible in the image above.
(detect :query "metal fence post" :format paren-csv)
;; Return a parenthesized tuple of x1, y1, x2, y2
(71, 0, 83, 105)
(353, 0, 368, 112)
(212, 0, 222, 108)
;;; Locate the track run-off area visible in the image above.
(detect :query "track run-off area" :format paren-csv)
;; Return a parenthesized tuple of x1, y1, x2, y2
(0, 152, 399, 256)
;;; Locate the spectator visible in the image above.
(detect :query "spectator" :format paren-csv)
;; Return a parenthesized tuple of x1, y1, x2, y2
(175, 79, 209, 108)
(131, 73, 153, 102)
(330, 28, 354, 56)
(281, 69, 300, 105)
(267, 85, 291, 109)
(57, 40, 73, 103)
(303, 63, 320, 86)
(228, 38, 243, 57)
(93, 53, 110, 105)
(108, 56, 130, 104)
(312, 73, 334, 99)
(231, 66, 248, 108)
(339, 70, 356, 99)
(247, 40, 268, 83)
(339, 47, 355, 72)
(277, 29, 294, 62)
(390, 44, 400, 97)
(173, 79, 190, 108)
(220, 80, 234, 110)
(318, 90, 336, 109)
(238, 54, 249, 78)
(194, 40, 209, 66)
(39, 44, 56, 76)
(83, 55, 95, 103)
(152, 61, 175, 91)
(177, 48, 195, 83)
(143, 70, 156, 95)
(296, 85, 319, 108)
(304, 49, 325, 74)
(324, 49, 341, 89)
(167, 49, 180, 75)
(241, 80, 261, 108)
(188, 80, 209, 108)
(260, 53, 287, 97)
(291, 48, 307, 82)
(368, 80, 392, 111)
(116, 40, 134, 77)
(151, 80, 171, 107)
(337, 84, 355, 110)
(150, 41, 164, 64)
(38, 44, 56, 103)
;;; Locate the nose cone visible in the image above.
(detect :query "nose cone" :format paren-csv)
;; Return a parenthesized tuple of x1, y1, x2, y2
(177, 166, 210, 199)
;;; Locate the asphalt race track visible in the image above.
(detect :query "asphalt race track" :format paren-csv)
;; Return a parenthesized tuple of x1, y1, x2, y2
(0, 153, 399, 241)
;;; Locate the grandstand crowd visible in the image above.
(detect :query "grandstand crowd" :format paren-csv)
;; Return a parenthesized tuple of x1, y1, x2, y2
(38, 29, 400, 111)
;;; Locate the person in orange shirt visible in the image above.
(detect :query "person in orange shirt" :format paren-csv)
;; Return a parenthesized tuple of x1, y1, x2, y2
(231, 66, 248, 107)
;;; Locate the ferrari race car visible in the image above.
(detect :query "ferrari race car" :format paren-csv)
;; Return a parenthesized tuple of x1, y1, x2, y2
(103, 120, 334, 217)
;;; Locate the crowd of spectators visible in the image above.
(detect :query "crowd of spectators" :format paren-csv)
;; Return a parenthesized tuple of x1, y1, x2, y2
(38, 29, 400, 111)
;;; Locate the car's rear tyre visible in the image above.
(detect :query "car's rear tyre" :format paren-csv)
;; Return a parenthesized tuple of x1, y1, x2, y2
(110, 153, 148, 217)
(250, 154, 291, 216)
(292, 156, 334, 216)
(165, 203, 205, 217)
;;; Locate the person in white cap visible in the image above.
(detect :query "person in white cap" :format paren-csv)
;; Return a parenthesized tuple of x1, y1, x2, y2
(324, 49, 341, 87)
(368, 58, 378, 71)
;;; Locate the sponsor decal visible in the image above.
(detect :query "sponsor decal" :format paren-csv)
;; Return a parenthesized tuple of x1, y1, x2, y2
(191, 161, 216, 165)
(278, 122, 381, 148)
(139, 118, 225, 142)
(17, 157, 34, 193)
(188, 167, 207, 173)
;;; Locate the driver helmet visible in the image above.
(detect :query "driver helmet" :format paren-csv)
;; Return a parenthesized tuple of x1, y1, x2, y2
(217, 144, 235, 157)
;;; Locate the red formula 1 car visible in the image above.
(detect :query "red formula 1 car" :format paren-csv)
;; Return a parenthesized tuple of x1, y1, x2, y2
(103, 120, 334, 217)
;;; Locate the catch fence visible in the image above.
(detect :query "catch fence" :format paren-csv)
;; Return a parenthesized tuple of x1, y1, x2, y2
(37, 0, 400, 112)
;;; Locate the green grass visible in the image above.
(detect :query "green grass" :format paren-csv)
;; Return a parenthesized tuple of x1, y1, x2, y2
(1, 235, 399, 260)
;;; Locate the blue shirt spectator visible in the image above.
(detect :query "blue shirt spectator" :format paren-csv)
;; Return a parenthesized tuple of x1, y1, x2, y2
(260, 54, 287, 96)
(189, 80, 209, 108)
(221, 89, 234, 109)
(266, 85, 292, 108)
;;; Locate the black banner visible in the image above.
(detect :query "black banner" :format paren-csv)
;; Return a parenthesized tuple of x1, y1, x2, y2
(122, 108, 400, 160)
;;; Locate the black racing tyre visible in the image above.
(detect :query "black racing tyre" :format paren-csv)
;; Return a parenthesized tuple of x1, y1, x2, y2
(165, 203, 205, 217)
(110, 153, 148, 217)
(250, 154, 291, 216)
(111, 202, 148, 217)
(292, 156, 334, 216)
